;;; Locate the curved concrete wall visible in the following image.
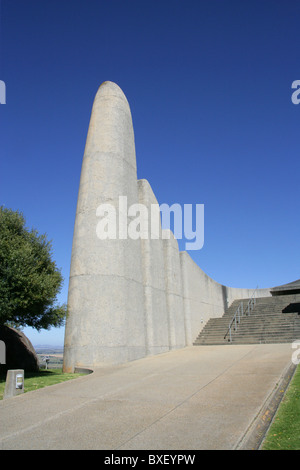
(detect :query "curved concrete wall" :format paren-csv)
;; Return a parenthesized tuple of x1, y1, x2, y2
(179, 252, 270, 343)
(63, 82, 271, 372)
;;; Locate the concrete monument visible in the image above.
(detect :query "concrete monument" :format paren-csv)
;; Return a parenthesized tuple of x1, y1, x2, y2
(63, 82, 269, 372)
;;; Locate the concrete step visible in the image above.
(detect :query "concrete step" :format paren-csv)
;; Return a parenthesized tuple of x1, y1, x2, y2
(194, 293, 300, 346)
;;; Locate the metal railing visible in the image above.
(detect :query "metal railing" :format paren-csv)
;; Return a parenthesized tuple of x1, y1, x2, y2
(224, 286, 258, 342)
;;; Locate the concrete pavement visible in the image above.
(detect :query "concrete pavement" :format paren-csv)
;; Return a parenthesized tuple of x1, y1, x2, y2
(0, 344, 295, 450)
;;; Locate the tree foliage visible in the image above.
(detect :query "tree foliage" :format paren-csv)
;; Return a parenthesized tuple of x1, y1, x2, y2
(0, 206, 66, 330)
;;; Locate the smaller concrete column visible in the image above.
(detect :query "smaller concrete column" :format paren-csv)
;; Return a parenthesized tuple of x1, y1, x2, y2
(4, 369, 24, 400)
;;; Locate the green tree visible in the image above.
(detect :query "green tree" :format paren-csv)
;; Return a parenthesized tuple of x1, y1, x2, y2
(0, 206, 66, 330)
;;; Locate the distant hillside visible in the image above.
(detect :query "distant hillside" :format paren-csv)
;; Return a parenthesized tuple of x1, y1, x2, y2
(34, 345, 64, 354)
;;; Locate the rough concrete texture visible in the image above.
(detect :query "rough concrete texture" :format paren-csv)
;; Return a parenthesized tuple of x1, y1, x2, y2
(63, 82, 146, 371)
(0, 344, 294, 450)
(63, 81, 271, 372)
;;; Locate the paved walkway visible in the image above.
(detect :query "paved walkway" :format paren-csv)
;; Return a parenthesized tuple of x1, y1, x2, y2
(0, 344, 294, 450)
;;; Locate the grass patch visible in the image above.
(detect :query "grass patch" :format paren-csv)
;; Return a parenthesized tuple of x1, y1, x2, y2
(262, 365, 300, 450)
(0, 369, 84, 400)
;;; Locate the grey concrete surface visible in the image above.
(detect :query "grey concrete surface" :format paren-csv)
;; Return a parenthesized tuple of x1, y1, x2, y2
(0, 344, 294, 450)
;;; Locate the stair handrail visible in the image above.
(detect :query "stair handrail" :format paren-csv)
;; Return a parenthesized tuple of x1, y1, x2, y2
(224, 286, 259, 342)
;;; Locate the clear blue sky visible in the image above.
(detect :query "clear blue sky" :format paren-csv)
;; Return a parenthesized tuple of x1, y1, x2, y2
(1, 0, 299, 347)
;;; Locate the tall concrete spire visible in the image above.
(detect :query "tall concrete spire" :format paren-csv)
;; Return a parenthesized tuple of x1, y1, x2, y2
(63, 82, 146, 371)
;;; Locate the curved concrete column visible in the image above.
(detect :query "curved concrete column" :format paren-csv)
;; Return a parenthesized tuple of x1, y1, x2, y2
(163, 230, 186, 350)
(63, 82, 145, 371)
(138, 179, 169, 355)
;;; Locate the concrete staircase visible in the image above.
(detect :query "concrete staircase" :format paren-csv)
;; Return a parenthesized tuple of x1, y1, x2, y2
(194, 294, 300, 345)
